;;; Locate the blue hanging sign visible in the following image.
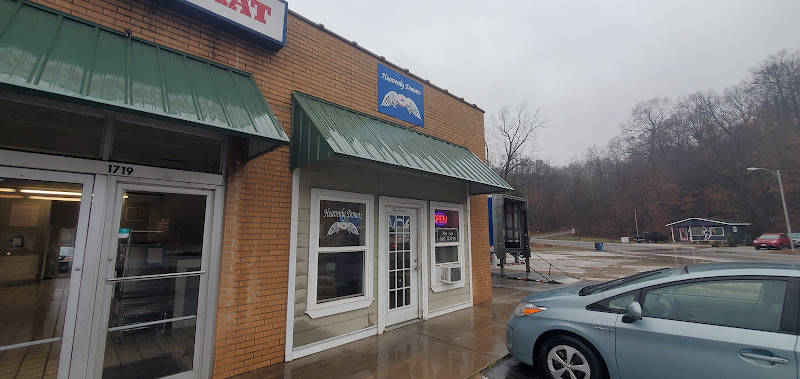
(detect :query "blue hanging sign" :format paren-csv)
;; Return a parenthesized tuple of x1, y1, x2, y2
(377, 63, 425, 127)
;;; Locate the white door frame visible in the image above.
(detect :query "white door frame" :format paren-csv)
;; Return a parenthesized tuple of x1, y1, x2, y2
(0, 166, 95, 379)
(86, 176, 222, 379)
(377, 197, 427, 333)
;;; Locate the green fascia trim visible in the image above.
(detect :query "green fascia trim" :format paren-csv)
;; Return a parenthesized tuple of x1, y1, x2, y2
(0, 0, 289, 160)
(291, 92, 513, 195)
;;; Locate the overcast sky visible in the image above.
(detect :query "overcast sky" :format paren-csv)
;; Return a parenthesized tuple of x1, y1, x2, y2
(289, 0, 800, 165)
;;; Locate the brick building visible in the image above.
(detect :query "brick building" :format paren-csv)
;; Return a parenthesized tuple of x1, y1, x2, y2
(0, 0, 511, 378)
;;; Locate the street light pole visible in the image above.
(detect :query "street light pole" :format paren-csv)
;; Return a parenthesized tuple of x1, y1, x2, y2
(776, 170, 795, 253)
(748, 167, 795, 253)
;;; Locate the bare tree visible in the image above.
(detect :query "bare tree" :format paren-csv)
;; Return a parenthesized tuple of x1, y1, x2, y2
(487, 102, 549, 181)
(621, 97, 674, 161)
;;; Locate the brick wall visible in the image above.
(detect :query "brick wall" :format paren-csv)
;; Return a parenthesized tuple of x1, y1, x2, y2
(29, 0, 490, 376)
(470, 195, 492, 304)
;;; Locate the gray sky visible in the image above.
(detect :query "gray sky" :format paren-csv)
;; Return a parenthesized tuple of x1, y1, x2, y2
(289, 0, 800, 165)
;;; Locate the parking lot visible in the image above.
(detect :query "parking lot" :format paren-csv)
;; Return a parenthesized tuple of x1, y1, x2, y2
(483, 240, 800, 378)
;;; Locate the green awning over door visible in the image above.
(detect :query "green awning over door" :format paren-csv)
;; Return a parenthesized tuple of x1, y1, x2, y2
(0, 0, 289, 159)
(291, 92, 513, 195)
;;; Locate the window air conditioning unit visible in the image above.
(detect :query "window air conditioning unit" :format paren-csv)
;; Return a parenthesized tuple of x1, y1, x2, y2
(440, 265, 462, 284)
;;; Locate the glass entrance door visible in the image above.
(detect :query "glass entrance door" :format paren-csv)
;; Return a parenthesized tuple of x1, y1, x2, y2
(0, 168, 93, 379)
(97, 184, 213, 379)
(386, 208, 419, 326)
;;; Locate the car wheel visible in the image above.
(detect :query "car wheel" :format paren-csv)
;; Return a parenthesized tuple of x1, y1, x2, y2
(537, 335, 605, 379)
(755, 246, 760, 250)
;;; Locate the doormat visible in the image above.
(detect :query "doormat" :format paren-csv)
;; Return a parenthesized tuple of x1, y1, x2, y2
(103, 356, 186, 379)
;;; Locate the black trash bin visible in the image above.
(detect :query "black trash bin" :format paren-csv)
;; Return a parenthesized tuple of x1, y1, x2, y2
(595, 242, 603, 251)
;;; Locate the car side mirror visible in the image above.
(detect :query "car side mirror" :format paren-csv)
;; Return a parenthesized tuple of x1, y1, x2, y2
(622, 301, 642, 324)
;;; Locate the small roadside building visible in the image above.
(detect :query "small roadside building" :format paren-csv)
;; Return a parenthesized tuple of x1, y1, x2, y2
(665, 218, 751, 243)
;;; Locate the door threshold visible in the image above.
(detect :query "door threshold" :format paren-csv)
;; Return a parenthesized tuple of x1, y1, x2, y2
(385, 319, 421, 332)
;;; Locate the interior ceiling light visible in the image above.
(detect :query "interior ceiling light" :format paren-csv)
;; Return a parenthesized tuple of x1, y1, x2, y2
(0, 188, 17, 192)
(28, 196, 82, 202)
(0, 194, 24, 199)
(20, 189, 82, 196)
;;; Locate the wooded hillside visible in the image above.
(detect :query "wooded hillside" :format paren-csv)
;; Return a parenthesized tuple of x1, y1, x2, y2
(501, 50, 800, 238)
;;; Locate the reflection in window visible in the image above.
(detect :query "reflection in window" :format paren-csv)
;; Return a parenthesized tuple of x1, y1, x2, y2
(111, 121, 222, 174)
(643, 280, 786, 331)
(435, 246, 459, 264)
(104, 190, 206, 377)
(317, 252, 364, 302)
(0, 99, 105, 159)
(608, 294, 636, 311)
(0, 178, 83, 377)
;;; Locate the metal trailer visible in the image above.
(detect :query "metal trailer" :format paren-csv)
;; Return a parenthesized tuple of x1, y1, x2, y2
(489, 194, 531, 278)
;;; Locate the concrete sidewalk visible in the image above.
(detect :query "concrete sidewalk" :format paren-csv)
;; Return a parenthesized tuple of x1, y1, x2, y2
(234, 285, 552, 378)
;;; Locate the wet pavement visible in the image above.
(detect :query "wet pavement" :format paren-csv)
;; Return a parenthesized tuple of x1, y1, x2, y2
(235, 242, 800, 379)
(235, 286, 542, 379)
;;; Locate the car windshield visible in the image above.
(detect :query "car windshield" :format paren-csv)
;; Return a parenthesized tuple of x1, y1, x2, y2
(791, 233, 800, 239)
(758, 234, 779, 240)
(579, 267, 686, 295)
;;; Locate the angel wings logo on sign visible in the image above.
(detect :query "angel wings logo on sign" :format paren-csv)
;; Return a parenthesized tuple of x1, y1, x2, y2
(323, 208, 363, 237)
(378, 63, 425, 127)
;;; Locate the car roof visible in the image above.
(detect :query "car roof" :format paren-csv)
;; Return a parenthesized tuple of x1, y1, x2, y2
(687, 261, 800, 274)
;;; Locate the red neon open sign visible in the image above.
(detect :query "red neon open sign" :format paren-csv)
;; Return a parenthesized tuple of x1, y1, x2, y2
(434, 212, 448, 226)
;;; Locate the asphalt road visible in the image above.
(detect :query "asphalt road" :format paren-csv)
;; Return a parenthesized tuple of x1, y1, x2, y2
(534, 238, 800, 263)
(482, 239, 800, 379)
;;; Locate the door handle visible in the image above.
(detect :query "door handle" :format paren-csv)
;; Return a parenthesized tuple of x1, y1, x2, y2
(739, 352, 789, 364)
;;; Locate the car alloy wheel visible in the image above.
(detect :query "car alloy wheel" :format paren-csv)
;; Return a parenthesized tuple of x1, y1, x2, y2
(539, 335, 604, 379)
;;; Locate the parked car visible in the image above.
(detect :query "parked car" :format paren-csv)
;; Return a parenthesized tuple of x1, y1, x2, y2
(791, 233, 800, 248)
(633, 232, 668, 243)
(506, 262, 800, 379)
(753, 233, 791, 250)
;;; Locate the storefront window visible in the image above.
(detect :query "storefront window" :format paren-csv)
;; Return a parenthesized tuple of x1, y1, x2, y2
(307, 190, 374, 318)
(317, 251, 364, 302)
(0, 178, 84, 376)
(111, 121, 222, 174)
(0, 100, 105, 159)
(431, 203, 464, 290)
(435, 246, 458, 264)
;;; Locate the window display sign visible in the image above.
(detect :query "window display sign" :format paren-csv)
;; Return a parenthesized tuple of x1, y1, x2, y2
(434, 209, 459, 228)
(176, 0, 287, 47)
(378, 63, 425, 127)
(434, 209, 459, 243)
(319, 200, 366, 247)
(436, 228, 458, 243)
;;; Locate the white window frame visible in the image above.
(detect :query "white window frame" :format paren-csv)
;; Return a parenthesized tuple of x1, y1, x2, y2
(711, 227, 725, 236)
(430, 201, 465, 293)
(306, 189, 374, 319)
(732, 226, 738, 233)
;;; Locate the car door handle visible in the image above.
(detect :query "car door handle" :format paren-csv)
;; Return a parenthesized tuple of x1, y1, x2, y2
(740, 352, 789, 364)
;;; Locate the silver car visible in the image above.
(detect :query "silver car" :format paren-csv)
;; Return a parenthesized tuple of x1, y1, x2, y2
(506, 262, 800, 379)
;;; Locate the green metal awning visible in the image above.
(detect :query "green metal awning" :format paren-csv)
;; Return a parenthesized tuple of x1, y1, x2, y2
(291, 92, 513, 195)
(0, 0, 289, 159)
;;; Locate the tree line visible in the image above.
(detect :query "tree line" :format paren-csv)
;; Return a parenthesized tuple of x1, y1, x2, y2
(488, 50, 800, 238)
